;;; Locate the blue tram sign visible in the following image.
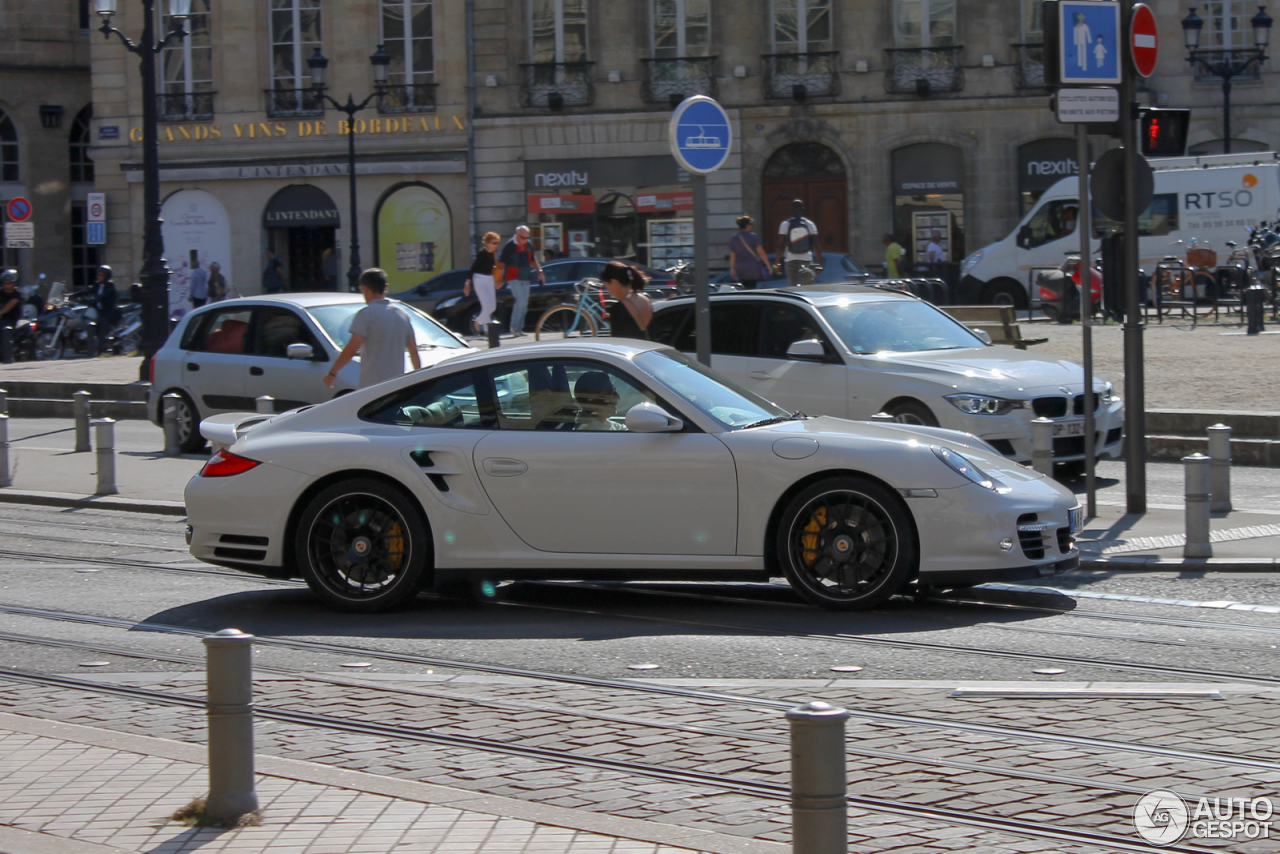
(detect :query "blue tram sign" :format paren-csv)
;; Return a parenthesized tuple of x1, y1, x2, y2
(669, 95, 732, 175)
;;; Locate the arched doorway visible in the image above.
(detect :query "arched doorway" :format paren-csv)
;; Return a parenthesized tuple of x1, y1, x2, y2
(262, 184, 340, 291)
(761, 143, 848, 254)
(374, 182, 453, 294)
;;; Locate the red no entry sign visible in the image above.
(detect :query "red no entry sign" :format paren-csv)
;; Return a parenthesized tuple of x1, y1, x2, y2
(1130, 4, 1159, 78)
(6, 197, 31, 222)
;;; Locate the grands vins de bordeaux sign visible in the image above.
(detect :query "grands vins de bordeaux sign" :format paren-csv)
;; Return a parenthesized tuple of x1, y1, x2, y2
(124, 114, 466, 143)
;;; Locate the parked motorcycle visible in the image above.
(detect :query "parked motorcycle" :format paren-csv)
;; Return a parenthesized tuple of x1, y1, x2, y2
(32, 285, 102, 361)
(1036, 254, 1102, 323)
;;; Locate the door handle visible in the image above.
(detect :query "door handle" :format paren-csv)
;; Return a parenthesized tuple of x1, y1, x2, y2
(749, 370, 773, 380)
(186, 363, 200, 371)
(249, 366, 264, 376)
(482, 457, 528, 477)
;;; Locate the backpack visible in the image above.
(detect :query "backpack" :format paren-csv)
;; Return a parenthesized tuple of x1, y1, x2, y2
(786, 217, 812, 255)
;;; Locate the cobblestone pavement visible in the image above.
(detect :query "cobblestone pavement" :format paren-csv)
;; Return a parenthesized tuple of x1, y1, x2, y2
(1, 674, 1275, 853)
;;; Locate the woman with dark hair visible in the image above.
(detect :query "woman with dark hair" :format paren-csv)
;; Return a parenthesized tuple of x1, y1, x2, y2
(728, 214, 771, 289)
(599, 261, 652, 340)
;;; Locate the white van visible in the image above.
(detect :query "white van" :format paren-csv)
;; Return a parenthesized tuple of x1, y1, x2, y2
(959, 151, 1280, 306)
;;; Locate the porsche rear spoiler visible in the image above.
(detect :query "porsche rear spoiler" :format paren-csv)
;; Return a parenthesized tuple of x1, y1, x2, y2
(200, 412, 273, 453)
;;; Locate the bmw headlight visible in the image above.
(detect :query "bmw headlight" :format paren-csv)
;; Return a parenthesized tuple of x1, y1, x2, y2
(945, 394, 1021, 416)
(932, 445, 1001, 491)
(961, 249, 983, 273)
(1099, 382, 1117, 403)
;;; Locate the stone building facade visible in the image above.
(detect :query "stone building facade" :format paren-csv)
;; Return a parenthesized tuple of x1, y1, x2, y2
(0, 0, 94, 286)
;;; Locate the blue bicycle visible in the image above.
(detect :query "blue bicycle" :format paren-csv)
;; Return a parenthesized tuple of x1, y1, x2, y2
(534, 278, 612, 340)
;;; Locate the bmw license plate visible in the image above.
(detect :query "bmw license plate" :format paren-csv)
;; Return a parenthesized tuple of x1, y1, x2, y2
(1068, 506, 1083, 534)
(1053, 420, 1085, 437)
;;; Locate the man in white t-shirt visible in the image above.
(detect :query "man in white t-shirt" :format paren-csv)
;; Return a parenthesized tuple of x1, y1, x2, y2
(325, 268, 421, 390)
(775, 199, 823, 287)
(926, 232, 946, 264)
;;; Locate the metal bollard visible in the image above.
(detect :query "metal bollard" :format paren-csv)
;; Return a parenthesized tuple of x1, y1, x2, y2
(73, 390, 91, 452)
(0, 413, 10, 488)
(1207, 423, 1232, 513)
(254, 395, 275, 415)
(0, 387, 8, 416)
(203, 629, 259, 822)
(0, 326, 12, 364)
(1183, 453, 1212, 558)
(487, 320, 501, 349)
(870, 412, 895, 423)
(162, 392, 182, 457)
(1031, 417, 1054, 477)
(1246, 281, 1267, 335)
(787, 701, 849, 854)
(93, 418, 117, 495)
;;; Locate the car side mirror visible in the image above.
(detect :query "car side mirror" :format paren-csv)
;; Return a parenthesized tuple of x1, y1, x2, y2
(973, 329, 993, 346)
(625, 401, 684, 433)
(286, 342, 316, 360)
(785, 339, 828, 361)
(1016, 226, 1032, 249)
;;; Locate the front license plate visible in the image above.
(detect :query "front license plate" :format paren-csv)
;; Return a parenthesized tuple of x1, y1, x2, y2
(1068, 506, 1083, 533)
(1053, 420, 1085, 437)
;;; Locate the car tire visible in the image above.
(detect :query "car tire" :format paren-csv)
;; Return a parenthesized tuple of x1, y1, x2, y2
(776, 476, 918, 610)
(295, 478, 431, 613)
(886, 400, 939, 427)
(163, 389, 206, 454)
(983, 278, 1028, 309)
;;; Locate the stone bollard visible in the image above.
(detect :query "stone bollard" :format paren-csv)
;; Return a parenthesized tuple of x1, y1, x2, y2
(203, 629, 259, 823)
(162, 393, 182, 457)
(787, 701, 849, 854)
(93, 418, 117, 496)
(1246, 281, 1267, 335)
(0, 413, 10, 488)
(0, 387, 8, 416)
(1031, 417, 1054, 477)
(1207, 423, 1232, 513)
(73, 390, 92, 452)
(1183, 453, 1212, 558)
(870, 412, 895, 423)
(254, 396, 274, 415)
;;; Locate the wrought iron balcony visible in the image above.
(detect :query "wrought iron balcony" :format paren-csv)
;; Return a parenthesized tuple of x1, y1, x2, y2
(884, 46, 963, 95)
(520, 62, 595, 108)
(762, 51, 840, 98)
(265, 88, 325, 118)
(377, 83, 438, 114)
(157, 91, 215, 122)
(642, 56, 717, 103)
(1012, 43, 1047, 88)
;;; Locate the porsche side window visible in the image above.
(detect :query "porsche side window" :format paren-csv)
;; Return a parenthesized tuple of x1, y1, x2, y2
(486, 360, 656, 432)
(360, 370, 495, 429)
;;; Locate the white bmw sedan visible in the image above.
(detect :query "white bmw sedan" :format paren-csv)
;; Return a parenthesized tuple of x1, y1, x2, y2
(187, 340, 1081, 612)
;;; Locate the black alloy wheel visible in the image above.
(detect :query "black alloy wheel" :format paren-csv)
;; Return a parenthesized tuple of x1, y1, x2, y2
(777, 476, 917, 610)
(295, 479, 430, 612)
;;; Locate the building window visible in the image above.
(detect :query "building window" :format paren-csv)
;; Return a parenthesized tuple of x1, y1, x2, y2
(159, 0, 213, 120)
(1200, 1, 1261, 79)
(0, 110, 18, 183)
(378, 0, 437, 113)
(79, 0, 91, 30)
(70, 205, 101, 290)
(1014, 0, 1045, 88)
(653, 0, 710, 57)
(887, 0, 960, 94)
(766, 0, 836, 98)
(271, 0, 322, 94)
(532, 0, 588, 64)
(772, 0, 831, 53)
(70, 106, 94, 184)
(893, 0, 955, 48)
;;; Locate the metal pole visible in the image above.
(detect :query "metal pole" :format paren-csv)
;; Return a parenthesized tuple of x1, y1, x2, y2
(0, 413, 10, 488)
(0, 388, 8, 416)
(254, 395, 275, 415)
(787, 701, 849, 854)
(137, 0, 174, 382)
(1183, 453, 1212, 558)
(1077, 123, 1096, 518)
(345, 103, 361, 294)
(693, 173, 710, 367)
(1120, 0, 1146, 515)
(73, 390, 91, 452)
(162, 392, 181, 457)
(203, 628, 259, 823)
(1207, 423, 1232, 513)
(94, 418, 117, 496)
(465, 0, 477, 252)
(1, 326, 12, 364)
(1222, 74, 1232, 155)
(1032, 417, 1054, 477)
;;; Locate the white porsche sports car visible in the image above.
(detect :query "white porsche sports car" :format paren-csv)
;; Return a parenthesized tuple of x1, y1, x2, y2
(187, 340, 1081, 612)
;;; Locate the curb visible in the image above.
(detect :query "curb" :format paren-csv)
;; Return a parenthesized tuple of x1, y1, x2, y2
(1080, 557, 1279, 572)
(0, 489, 186, 516)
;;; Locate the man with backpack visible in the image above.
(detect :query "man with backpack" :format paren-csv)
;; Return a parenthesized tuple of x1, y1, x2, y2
(776, 199, 823, 287)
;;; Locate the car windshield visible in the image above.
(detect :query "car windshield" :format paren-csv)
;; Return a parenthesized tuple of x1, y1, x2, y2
(633, 349, 788, 430)
(819, 300, 982, 355)
(308, 302, 465, 350)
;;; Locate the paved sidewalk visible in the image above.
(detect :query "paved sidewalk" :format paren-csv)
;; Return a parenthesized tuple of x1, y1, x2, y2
(0, 712, 744, 854)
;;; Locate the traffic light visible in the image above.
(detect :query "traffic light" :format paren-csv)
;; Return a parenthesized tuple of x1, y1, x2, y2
(1140, 109, 1191, 157)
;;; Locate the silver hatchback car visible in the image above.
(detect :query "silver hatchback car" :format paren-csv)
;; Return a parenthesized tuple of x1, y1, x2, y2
(147, 294, 472, 452)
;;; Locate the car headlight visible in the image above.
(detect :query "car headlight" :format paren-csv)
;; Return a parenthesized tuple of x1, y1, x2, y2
(1099, 382, 1117, 403)
(945, 394, 1021, 416)
(961, 249, 983, 272)
(932, 445, 1003, 491)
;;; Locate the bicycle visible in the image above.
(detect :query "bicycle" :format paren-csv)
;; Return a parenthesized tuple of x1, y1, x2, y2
(533, 278, 611, 340)
(1152, 239, 1217, 324)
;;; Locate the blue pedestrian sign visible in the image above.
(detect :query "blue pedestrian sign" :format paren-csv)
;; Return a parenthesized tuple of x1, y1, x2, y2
(86, 221, 106, 245)
(1058, 2, 1122, 85)
(669, 95, 732, 175)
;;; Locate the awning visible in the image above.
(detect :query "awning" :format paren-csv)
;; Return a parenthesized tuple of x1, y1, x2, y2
(262, 184, 340, 228)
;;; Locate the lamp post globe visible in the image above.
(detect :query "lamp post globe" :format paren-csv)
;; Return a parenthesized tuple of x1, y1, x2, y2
(1181, 7, 1203, 50)
(1253, 6, 1273, 49)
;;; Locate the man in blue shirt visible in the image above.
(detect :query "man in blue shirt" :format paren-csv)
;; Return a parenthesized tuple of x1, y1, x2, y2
(188, 259, 209, 308)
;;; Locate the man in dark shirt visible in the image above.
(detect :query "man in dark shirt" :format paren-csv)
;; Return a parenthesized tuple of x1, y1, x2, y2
(498, 226, 544, 337)
(262, 249, 285, 294)
(0, 270, 21, 327)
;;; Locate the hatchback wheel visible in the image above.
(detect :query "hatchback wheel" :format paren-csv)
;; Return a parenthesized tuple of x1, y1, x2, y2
(295, 479, 431, 612)
(777, 476, 917, 610)
(163, 390, 205, 454)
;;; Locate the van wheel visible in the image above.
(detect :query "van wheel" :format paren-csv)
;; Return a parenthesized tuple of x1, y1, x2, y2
(983, 279, 1028, 309)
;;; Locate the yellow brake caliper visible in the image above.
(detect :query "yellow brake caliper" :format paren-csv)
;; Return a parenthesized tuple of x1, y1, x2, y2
(385, 521, 405, 569)
(800, 507, 827, 566)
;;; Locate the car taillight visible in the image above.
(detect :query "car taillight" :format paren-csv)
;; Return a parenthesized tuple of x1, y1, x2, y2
(148, 355, 155, 384)
(199, 450, 262, 478)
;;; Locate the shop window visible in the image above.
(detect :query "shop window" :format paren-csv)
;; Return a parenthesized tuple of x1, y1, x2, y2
(891, 142, 965, 263)
(159, 0, 213, 120)
(0, 109, 18, 183)
(70, 106, 93, 185)
(70, 205, 101, 290)
(1017, 138, 1077, 216)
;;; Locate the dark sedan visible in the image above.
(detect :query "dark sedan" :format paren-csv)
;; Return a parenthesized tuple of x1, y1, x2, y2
(397, 258, 675, 334)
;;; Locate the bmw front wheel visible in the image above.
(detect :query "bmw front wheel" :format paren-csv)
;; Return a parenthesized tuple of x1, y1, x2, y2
(295, 479, 431, 612)
(777, 476, 917, 610)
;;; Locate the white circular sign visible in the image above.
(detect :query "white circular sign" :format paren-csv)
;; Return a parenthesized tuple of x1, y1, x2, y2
(1132, 790, 1189, 846)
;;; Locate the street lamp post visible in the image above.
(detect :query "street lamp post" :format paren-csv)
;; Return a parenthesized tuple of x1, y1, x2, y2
(1181, 6, 1272, 154)
(94, 0, 191, 380)
(307, 46, 390, 293)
